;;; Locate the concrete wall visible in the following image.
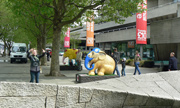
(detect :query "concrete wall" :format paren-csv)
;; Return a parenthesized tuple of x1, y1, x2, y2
(177, 43, 180, 69)
(0, 80, 179, 108)
(95, 26, 150, 43)
(148, 0, 158, 9)
(153, 44, 177, 61)
(158, 0, 173, 5)
(151, 18, 180, 44)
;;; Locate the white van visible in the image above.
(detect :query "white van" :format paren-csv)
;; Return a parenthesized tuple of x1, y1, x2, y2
(10, 43, 27, 63)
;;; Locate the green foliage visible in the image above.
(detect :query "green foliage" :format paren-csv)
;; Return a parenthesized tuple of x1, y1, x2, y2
(70, 32, 81, 49)
(126, 59, 134, 66)
(139, 60, 145, 67)
(4, 0, 144, 75)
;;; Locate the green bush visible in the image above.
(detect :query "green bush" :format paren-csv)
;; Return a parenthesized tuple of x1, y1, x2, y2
(126, 59, 134, 66)
(125, 59, 154, 68)
(139, 60, 145, 67)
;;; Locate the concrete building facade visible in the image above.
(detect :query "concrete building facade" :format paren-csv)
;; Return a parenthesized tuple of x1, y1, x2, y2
(93, 0, 180, 67)
(71, 0, 180, 68)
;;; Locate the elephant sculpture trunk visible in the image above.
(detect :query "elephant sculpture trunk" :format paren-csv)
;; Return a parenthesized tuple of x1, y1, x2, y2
(84, 55, 94, 70)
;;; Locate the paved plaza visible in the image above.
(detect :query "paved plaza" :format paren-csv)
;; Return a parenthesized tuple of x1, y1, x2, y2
(0, 56, 159, 85)
(0, 56, 180, 107)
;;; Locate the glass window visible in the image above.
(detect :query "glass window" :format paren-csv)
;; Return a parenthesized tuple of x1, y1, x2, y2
(12, 46, 26, 52)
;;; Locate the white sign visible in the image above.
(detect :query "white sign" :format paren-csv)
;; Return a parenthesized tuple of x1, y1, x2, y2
(64, 41, 69, 46)
(137, 29, 147, 41)
(87, 37, 93, 44)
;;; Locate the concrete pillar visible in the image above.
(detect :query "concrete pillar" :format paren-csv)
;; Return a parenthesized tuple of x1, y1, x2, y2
(177, 43, 180, 69)
(177, 4, 180, 17)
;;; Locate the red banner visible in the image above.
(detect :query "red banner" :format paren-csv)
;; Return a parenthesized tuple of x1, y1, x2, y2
(136, 0, 147, 44)
(86, 19, 94, 47)
(64, 28, 70, 48)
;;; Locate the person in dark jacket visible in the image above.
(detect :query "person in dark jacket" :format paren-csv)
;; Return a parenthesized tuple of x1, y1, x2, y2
(112, 48, 120, 77)
(28, 48, 45, 83)
(168, 52, 178, 71)
(46, 50, 50, 61)
(121, 58, 126, 76)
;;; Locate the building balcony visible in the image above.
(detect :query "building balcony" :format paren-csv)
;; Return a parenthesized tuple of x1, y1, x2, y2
(94, 2, 180, 32)
(95, 26, 150, 43)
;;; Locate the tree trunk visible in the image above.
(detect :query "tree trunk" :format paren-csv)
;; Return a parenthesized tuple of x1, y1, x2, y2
(37, 35, 42, 56)
(50, 26, 62, 76)
(6, 41, 12, 56)
(3, 38, 6, 57)
(41, 23, 47, 66)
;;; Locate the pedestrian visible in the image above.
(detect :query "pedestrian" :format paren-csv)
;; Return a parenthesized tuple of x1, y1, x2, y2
(121, 57, 126, 76)
(134, 51, 141, 75)
(111, 52, 114, 58)
(76, 49, 82, 71)
(46, 50, 50, 61)
(27, 48, 45, 83)
(168, 52, 178, 71)
(112, 48, 120, 77)
(69, 59, 73, 66)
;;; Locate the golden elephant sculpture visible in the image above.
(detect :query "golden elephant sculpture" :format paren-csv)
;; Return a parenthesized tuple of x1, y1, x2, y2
(84, 48, 115, 76)
(63, 49, 78, 64)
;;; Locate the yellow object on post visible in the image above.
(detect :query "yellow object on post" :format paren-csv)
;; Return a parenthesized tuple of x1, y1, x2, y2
(62, 49, 78, 64)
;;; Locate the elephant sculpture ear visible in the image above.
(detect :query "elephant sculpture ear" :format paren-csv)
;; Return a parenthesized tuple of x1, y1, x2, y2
(98, 51, 106, 60)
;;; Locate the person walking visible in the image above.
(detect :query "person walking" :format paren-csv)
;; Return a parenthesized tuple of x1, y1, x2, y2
(111, 52, 114, 58)
(112, 48, 120, 77)
(168, 52, 178, 71)
(76, 49, 82, 71)
(121, 58, 126, 76)
(46, 50, 50, 61)
(134, 51, 141, 75)
(28, 48, 45, 83)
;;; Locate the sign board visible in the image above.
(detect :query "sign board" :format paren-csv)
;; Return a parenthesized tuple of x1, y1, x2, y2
(136, 0, 147, 44)
(128, 41, 135, 48)
(86, 20, 94, 47)
(64, 28, 70, 48)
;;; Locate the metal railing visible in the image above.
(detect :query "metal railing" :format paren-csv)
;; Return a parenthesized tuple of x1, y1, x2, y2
(97, 23, 150, 34)
(148, 1, 180, 11)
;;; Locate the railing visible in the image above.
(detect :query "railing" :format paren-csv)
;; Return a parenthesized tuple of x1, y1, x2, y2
(148, 1, 180, 11)
(95, 1, 180, 25)
(97, 23, 150, 34)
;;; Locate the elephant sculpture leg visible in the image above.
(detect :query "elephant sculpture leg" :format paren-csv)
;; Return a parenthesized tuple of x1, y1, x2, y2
(88, 65, 97, 75)
(97, 68, 105, 76)
(89, 70, 95, 75)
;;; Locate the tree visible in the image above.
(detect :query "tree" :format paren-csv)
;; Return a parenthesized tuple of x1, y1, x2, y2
(0, 1, 16, 56)
(7, 0, 143, 76)
(70, 32, 81, 49)
(6, 0, 54, 65)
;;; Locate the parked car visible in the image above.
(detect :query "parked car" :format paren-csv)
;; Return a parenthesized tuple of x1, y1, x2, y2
(59, 51, 64, 56)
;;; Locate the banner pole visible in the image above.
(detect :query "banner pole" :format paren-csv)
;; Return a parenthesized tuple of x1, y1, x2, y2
(140, 45, 143, 58)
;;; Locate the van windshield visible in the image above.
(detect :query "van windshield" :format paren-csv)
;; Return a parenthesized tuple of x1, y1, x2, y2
(12, 46, 26, 52)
